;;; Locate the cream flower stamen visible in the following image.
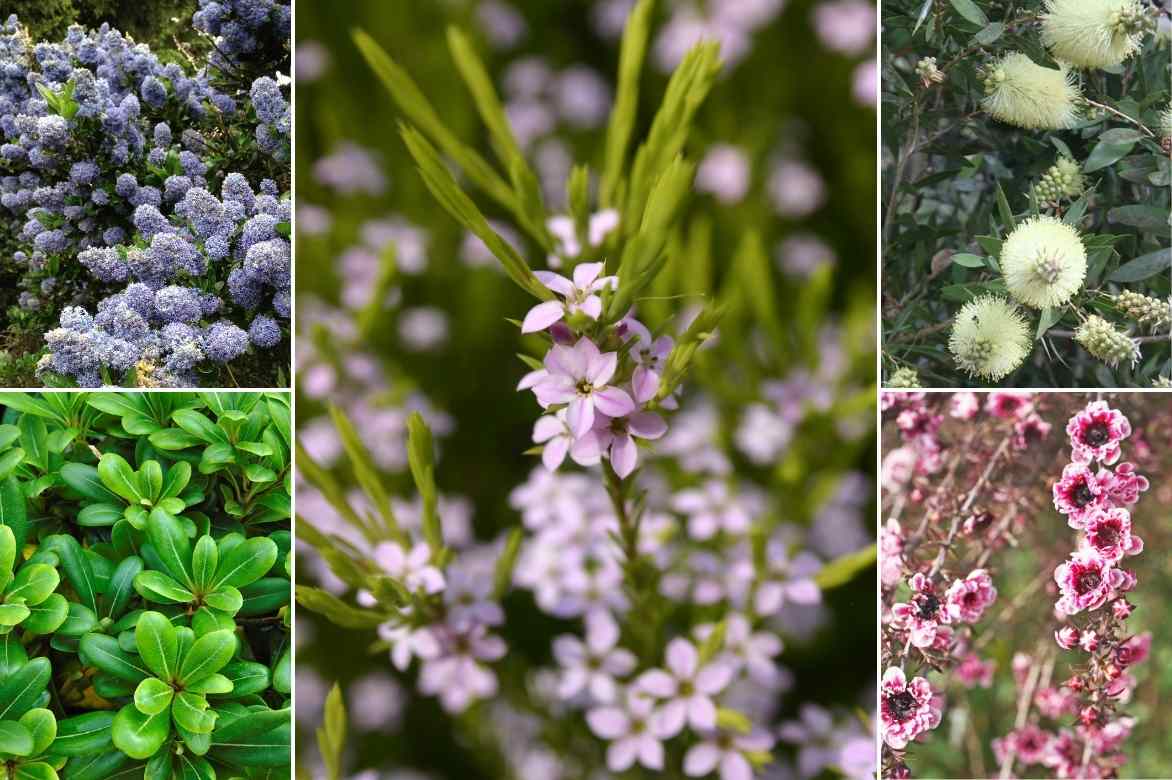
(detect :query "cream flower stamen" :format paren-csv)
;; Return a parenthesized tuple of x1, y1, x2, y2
(1001, 216, 1087, 309)
(1041, 0, 1150, 69)
(949, 296, 1032, 381)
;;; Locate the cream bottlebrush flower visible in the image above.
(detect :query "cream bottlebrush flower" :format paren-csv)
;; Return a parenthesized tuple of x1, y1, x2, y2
(1076, 315, 1141, 368)
(1041, 0, 1147, 69)
(1001, 216, 1087, 309)
(980, 53, 1081, 130)
(949, 296, 1032, 381)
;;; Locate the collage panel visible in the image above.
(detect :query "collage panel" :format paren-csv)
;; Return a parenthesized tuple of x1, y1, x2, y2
(880, 391, 1169, 779)
(880, 0, 1171, 389)
(292, 1, 878, 778)
(0, 1, 291, 389)
(0, 390, 291, 777)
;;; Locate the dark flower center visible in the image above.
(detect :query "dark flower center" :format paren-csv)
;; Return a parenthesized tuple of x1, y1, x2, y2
(916, 594, 939, 619)
(963, 591, 978, 605)
(1094, 523, 1119, 547)
(576, 380, 594, 395)
(1075, 570, 1102, 594)
(1084, 422, 1109, 447)
(970, 512, 993, 530)
(887, 690, 917, 720)
(1073, 482, 1094, 507)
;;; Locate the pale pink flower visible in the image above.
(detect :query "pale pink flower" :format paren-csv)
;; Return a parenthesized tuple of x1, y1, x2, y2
(522, 262, 618, 333)
(373, 541, 445, 594)
(985, 391, 1034, 419)
(531, 338, 635, 437)
(636, 638, 735, 736)
(532, 410, 602, 471)
(553, 611, 637, 703)
(586, 690, 673, 772)
(1115, 632, 1151, 667)
(683, 729, 773, 780)
(954, 653, 995, 688)
(949, 392, 980, 419)
(591, 411, 668, 478)
(1054, 625, 1080, 650)
(696, 144, 751, 204)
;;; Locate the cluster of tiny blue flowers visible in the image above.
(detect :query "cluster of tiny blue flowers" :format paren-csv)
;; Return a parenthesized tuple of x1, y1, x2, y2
(0, 1, 289, 386)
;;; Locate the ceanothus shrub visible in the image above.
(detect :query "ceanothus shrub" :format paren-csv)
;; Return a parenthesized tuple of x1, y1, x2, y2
(0, 390, 290, 780)
(0, 0, 290, 387)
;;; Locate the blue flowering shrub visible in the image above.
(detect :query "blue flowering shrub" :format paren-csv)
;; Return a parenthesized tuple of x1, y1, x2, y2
(0, 390, 291, 779)
(0, 0, 290, 387)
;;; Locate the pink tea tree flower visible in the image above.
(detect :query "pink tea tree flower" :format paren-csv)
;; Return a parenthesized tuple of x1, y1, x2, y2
(1065, 400, 1131, 465)
(890, 572, 952, 648)
(880, 667, 940, 749)
(1054, 549, 1127, 615)
(944, 568, 997, 623)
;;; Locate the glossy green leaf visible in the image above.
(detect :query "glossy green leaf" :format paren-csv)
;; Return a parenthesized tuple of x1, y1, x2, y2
(177, 630, 236, 685)
(60, 749, 129, 780)
(171, 410, 226, 445)
(111, 703, 170, 760)
(7, 564, 59, 605)
(51, 711, 114, 757)
(172, 692, 215, 734)
(0, 635, 28, 677)
(76, 503, 122, 527)
(148, 428, 204, 451)
(78, 634, 149, 684)
(133, 677, 174, 716)
(0, 657, 51, 720)
(213, 537, 277, 590)
(43, 535, 97, 613)
(136, 611, 178, 681)
(21, 593, 69, 635)
(203, 586, 242, 615)
(55, 601, 98, 637)
(0, 475, 29, 552)
(104, 556, 144, 620)
(145, 508, 192, 586)
(219, 661, 270, 697)
(21, 707, 56, 756)
(59, 464, 119, 503)
(0, 525, 13, 592)
(0, 720, 34, 757)
(97, 454, 140, 504)
(133, 571, 194, 605)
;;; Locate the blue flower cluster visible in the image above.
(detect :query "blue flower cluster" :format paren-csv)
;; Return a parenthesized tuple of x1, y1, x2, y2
(42, 175, 290, 387)
(0, 2, 290, 387)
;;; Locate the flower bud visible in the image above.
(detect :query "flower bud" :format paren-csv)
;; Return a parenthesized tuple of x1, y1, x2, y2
(1078, 630, 1099, 652)
(1055, 625, 1080, 650)
(1111, 598, 1133, 620)
(1076, 315, 1140, 369)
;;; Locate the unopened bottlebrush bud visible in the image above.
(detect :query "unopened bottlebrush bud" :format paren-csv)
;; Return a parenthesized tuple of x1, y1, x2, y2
(1075, 315, 1140, 368)
(888, 366, 922, 388)
(1001, 216, 1087, 308)
(1042, 0, 1149, 68)
(949, 296, 1032, 381)
(980, 53, 1081, 130)
(1033, 157, 1085, 205)
(1113, 290, 1171, 329)
(915, 56, 945, 87)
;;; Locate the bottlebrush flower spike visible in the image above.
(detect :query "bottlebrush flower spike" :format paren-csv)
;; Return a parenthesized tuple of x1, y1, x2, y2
(1001, 216, 1087, 309)
(1041, 0, 1149, 69)
(948, 296, 1031, 381)
(979, 53, 1081, 130)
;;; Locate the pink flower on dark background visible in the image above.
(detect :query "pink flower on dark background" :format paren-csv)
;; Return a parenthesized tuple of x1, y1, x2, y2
(1066, 401, 1131, 465)
(880, 667, 940, 749)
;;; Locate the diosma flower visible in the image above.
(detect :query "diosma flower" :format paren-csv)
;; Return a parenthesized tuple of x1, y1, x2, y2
(948, 296, 1031, 381)
(1041, 0, 1148, 69)
(1001, 216, 1087, 309)
(980, 53, 1081, 130)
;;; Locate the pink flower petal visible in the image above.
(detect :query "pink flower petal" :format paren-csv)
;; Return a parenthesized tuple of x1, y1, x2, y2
(631, 366, 659, 404)
(593, 386, 635, 418)
(638, 735, 664, 770)
(628, 411, 667, 440)
(610, 433, 638, 478)
(521, 300, 566, 333)
(666, 638, 698, 678)
(570, 431, 603, 465)
(567, 397, 595, 439)
(687, 695, 717, 730)
(637, 669, 678, 698)
(654, 699, 687, 738)
(532, 415, 563, 444)
(572, 261, 604, 289)
(607, 738, 639, 772)
(542, 436, 569, 471)
(587, 349, 618, 386)
(535, 270, 575, 297)
(695, 662, 734, 695)
(684, 743, 721, 776)
(578, 294, 603, 320)
(587, 707, 630, 740)
(719, 752, 754, 780)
